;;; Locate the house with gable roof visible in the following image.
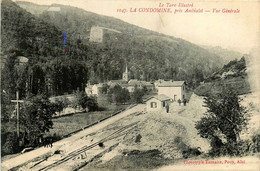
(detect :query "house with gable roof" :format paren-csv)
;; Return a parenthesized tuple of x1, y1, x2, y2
(157, 81, 186, 101)
(125, 79, 154, 92)
(145, 94, 172, 112)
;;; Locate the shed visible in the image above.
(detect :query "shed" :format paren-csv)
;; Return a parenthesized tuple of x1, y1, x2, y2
(145, 94, 171, 112)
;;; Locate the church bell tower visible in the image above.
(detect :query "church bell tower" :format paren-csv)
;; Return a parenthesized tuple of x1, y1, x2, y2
(122, 65, 129, 81)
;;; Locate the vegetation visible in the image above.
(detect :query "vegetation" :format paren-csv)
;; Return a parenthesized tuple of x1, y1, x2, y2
(1, 0, 227, 127)
(195, 57, 250, 96)
(20, 95, 57, 146)
(1, 0, 224, 94)
(107, 85, 130, 104)
(1, 0, 243, 159)
(53, 98, 65, 116)
(1, 95, 57, 155)
(195, 87, 251, 157)
(2, 132, 19, 156)
(75, 91, 98, 112)
(131, 86, 147, 104)
(202, 45, 243, 64)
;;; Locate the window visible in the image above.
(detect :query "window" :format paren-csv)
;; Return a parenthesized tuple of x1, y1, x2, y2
(150, 102, 157, 108)
(162, 101, 165, 107)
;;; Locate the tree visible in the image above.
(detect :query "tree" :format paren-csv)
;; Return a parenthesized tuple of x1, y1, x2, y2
(131, 86, 145, 104)
(20, 95, 57, 146)
(76, 91, 98, 112)
(195, 87, 250, 156)
(108, 85, 130, 104)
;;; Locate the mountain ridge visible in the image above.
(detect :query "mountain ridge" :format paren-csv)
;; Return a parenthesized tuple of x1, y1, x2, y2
(2, 0, 228, 92)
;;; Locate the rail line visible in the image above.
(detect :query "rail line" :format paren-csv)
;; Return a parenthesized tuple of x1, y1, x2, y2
(37, 121, 139, 171)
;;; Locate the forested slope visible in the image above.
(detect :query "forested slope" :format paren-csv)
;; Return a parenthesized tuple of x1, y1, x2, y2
(1, 0, 226, 100)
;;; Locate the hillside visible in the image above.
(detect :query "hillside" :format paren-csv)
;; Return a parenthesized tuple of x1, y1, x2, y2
(201, 45, 243, 64)
(12, 1, 224, 84)
(194, 57, 251, 96)
(1, 0, 64, 58)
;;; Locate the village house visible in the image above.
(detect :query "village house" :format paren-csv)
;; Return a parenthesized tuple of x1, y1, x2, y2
(157, 81, 186, 101)
(145, 94, 171, 112)
(85, 83, 104, 96)
(85, 85, 93, 95)
(91, 83, 104, 95)
(107, 80, 128, 87)
(85, 66, 155, 96)
(124, 79, 154, 92)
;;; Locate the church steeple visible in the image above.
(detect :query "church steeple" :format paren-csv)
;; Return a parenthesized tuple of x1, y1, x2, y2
(125, 65, 128, 73)
(122, 65, 129, 81)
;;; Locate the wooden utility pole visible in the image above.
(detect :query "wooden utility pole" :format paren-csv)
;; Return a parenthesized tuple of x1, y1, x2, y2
(11, 91, 24, 137)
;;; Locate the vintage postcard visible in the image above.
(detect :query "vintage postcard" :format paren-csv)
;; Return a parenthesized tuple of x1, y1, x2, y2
(1, 0, 259, 170)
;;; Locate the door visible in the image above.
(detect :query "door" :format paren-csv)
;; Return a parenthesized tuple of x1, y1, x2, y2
(174, 95, 177, 101)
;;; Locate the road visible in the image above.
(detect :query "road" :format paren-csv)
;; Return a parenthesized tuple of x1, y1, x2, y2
(1, 104, 145, 171)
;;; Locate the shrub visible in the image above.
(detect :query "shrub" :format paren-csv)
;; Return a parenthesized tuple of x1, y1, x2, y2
(173, 136, 201, 158)
(2, 132, 19, 155)
(250, 134, 260, 153)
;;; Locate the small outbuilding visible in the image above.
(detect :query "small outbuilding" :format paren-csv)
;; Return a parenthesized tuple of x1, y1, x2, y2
(145, 94, 172, 112)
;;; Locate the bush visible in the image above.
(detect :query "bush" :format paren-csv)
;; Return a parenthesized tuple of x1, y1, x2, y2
(206, 134, 260, 157)
(173, 136, 201, 159)
(250, 134, 260, 153)
(2, 132, 19, 155)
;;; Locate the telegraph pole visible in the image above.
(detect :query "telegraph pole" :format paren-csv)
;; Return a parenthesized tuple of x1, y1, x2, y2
(11, 91, 24, 137)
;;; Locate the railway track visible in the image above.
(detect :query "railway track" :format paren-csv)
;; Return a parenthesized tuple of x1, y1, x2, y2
(36, 121, 139, 171)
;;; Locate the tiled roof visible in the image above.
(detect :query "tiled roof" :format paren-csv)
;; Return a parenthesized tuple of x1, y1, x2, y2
(94, 83, 104, 88)
(107, 80, 128, 85)
(146, 94, 171, 102)
(128, 79, 153, 86)
(154, 94, 171, 101)
(158, 81, 185, 87)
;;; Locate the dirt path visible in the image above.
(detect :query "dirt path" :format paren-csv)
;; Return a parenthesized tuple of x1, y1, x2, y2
(1, 104, 145, 171)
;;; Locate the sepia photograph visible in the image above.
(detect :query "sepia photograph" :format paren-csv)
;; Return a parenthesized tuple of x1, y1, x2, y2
(1, 0, 259, 170)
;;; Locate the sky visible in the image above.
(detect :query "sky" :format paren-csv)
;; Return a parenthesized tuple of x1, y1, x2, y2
(13, 0, 260, 54)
